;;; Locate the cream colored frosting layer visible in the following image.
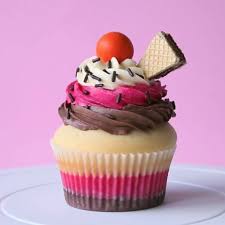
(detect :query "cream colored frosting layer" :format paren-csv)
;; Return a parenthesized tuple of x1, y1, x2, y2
(77, 57, 148, 90)
(51, 123, 177, 154)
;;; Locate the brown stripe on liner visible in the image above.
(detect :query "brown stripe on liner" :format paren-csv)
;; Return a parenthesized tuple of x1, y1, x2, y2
(64, 190, 165, 211)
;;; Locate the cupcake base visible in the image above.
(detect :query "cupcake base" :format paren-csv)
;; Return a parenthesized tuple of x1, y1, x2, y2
(51, 142, 175, 212)
(64, 190, 165, 211)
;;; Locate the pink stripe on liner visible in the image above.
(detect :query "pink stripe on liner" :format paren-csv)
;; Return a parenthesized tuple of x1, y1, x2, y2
(60, 170, 169, 200)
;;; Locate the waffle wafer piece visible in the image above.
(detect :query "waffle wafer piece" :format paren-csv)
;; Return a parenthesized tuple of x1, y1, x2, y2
(139, 32, 186, 80)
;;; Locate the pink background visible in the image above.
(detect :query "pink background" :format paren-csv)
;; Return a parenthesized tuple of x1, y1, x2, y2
(0, 0, 225, 169)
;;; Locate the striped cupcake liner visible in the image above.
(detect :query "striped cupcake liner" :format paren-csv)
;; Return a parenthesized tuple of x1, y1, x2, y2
(51, 142, 175, 211)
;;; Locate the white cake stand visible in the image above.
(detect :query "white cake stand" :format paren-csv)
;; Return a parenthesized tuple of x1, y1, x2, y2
(0, 165, 225, 225)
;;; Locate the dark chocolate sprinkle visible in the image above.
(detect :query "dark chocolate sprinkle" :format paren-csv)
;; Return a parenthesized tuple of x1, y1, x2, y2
(83, 90, 89, 95)
(108, 60, 112, 68)
(112, 71, 118, 82)
(145, 92, 152, 104)
(90, 74, 102, 81)
(116, 93, 122, 104)
(65, 102, 71, 109)
(127, 68, 134, 77)
(171, 101, 176, 110)
(135, 73, 145, 79)
(95, 84, 104, 87)
(84, 105, 90, 109)
(69, 85, 74, 91)
(103, 69, 110, 74)
(83, 74, 89, 83)
(75, 67, 80, 76)
(67, 105, 71, 119)
(92, 57, 100, 63)
(84, 65, 89, 72)
(68, 93, 75, 102)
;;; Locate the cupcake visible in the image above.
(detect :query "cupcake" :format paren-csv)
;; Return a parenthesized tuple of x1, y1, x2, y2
(51, 31, 186, 211)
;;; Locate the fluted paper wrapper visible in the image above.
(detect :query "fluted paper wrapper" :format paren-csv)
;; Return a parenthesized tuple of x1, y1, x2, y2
(51, 142, 175, 211)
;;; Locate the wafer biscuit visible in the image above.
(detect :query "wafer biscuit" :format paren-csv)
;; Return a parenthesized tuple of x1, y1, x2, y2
(139, 32, 186, 80)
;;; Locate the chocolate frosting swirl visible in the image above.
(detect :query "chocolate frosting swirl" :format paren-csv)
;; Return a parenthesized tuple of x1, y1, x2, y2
(58, 100, 175, 135)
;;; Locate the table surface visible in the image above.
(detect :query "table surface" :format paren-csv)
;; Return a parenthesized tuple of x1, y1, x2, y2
(1, 165, 225, 225)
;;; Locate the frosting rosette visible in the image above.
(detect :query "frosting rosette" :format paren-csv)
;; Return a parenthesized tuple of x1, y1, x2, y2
(76, 57, 147, 90)
(58, 56, 175, 135)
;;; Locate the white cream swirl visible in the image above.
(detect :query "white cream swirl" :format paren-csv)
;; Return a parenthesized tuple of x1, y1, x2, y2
(76, 57, 148, 90)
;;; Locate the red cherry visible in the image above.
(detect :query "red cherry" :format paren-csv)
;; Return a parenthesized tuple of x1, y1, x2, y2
(96, 32, 134, 63)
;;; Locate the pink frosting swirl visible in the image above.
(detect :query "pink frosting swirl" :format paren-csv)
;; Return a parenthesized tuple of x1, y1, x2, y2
(66, 81, 167, 110)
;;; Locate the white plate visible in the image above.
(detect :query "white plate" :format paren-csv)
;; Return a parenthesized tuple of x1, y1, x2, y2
(0, 165, 225, 225)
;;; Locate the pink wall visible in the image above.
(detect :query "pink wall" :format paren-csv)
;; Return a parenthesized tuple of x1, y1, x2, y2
(1, 0, 225, 169)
